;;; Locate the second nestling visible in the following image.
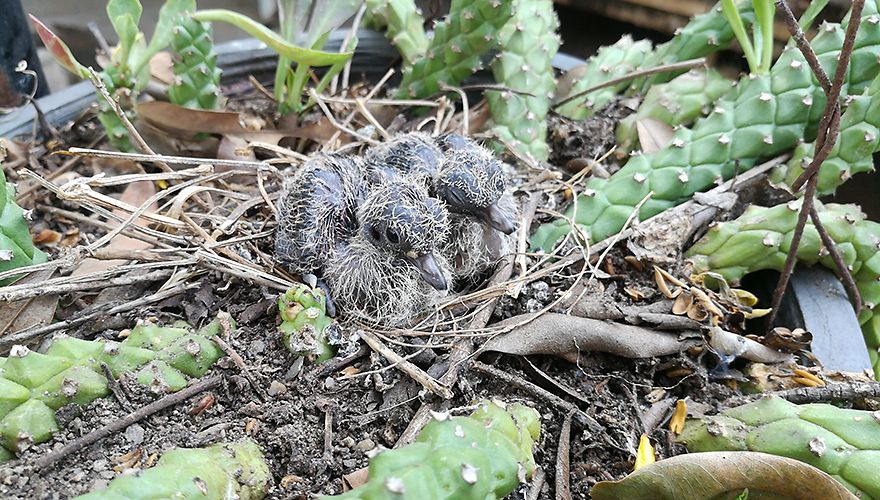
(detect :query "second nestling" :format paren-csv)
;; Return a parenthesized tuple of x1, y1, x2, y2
(275, 133, 518, 326)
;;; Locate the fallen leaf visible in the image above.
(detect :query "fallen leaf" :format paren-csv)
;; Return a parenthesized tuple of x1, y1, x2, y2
(635, 117, 674, 153)
(0, 269, 58, 336)
(591, 451, 858, 500)
(343, 467, 370, 491)
(32, 229, 61, 245)
(480, 313, 701, 363)
(149, 51, 175, 85)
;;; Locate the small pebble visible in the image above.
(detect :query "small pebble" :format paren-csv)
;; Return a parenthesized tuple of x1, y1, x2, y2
(355, 439, 375, 451)
(268, 380, 287, 396)
(70, 469, 86, 483)
(342, 459, 359, 468)
(339, 437, 355, 448)
(124, 424, 145, 444)
(91, 459, 108, 472)
(324, 377, 339, 391)
(98, 471, 116, 480)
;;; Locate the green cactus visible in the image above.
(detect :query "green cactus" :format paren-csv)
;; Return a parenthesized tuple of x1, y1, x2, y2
(394, 0, 515, 99)
(686, 202, 880, 378)
(169, 14, 222, 109)
(677, 395, 880, 498)
(365, 0, 429, 66)
(774, 75, 880, 196)
(486, 0, 560, 162)
(0, 315, 229, 460)
(532, 2, 880, 251)
(556, 2, 754, 119)
(326, 400, 540, 500)
(278, 284, 339, 363)
(0, 164, 48, 286)
(616, 69, 732, 155)
(75, 439, 270, 500)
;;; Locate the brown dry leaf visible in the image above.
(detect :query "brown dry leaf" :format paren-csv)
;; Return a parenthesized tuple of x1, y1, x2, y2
(481, 313, 701, 363)
(672, 292, 693, 315)
(149, 51, 175, 85)
(339, 366, 361, 377)
(343, 467, 370, 491)
(623, 286, 646, 301)
(32, 228, 61, 245)
(60, 228, 81, 247)
(0, 269, 58, 336)
(591, 451, 857, 500)
(635, 117, 674, 153)
(217, 135, 257, 162)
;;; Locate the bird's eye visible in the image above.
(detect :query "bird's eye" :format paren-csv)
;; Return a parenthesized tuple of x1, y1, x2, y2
(368, 226, 382, 242)
(386, 228, 400, 244)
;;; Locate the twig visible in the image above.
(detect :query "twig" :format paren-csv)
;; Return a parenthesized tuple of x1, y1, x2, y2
(768, 0, 864, 327)
(305, 344, 370, 380)
(58, 147, 270, 170)
(101, 362, 134, 412)
(0, 268, 176, 302)
(774, 1, 832, 93)
(359, 331, 453, 399)
(211, 333, 268, 402)
(724, 381, 880, 406)
(471, 361, 602, 432)
(810, 204, 862, 311)
(555, 411, 574, 500)
(34, 375, 222, 470)
(553, 58, 706, 109)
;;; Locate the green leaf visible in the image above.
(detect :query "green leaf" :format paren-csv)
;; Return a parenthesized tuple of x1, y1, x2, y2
(107, 0, 143, 65)
(798, 0, 829, 30)
(590, 452, 858, 500)
(722, 0, 758, 73)
(28, 15, 89, 79)
(137, 0, 197, 71)
(193, 9, 353, 66)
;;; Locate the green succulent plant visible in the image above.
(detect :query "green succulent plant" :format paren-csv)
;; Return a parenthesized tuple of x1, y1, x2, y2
(278, 283, 339, 363)
(168, 15, 222, 110)
(194, 1, 361, 115)
(531, 1, 880, 251)
(677, 395, 880, 498)
(75, 439, 270, 499)
(0, 315, 230, 460)
(326, 400, 540, 499)
(32, 0, 197, 151)
(0, 161, 47, 286)
(364, 0, 428, 66)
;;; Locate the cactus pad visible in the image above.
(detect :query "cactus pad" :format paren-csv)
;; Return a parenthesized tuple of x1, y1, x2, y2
(0, 164, 48, 286)
(169, 15, 222, 110)
(686, 201, 880, 378)
(326, 400, 540, 499)
(75, 439, 270, 500)
(279, 283, 340, 363)
(0, 314, 230, 460)
(394, 0, 514, 99)
(532, 2, 880, 251)
(677, 395, 880, 498)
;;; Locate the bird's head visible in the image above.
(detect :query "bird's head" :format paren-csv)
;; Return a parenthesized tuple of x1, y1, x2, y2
(436, 148, 517, 235)
(359, 178, 450, 291)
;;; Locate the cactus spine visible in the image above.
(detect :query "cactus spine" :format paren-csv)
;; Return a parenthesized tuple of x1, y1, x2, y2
(686, 202, 880, 378)
(169, 15, 222, 110)
(677, 395, 880, 498)
(486, 0, 560, 162)
(326, 400, 540, 499)
(532, 2, 880, 251)
(365, 0, 429, 66)
(278, 284, 340, 363)
(616, 69, 732, 155)
(0, 162, 47, 286)
(75, 439, 270, 499)
(394, 0, 515, 99)
(0, 315, 229, 460)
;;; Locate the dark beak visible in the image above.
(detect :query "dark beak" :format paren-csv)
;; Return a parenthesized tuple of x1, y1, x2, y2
(480, 202, 516, 235)
(408, 252, 448, 291)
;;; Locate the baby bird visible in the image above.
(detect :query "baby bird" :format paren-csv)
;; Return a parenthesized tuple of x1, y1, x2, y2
(366, 132, 518, 282)
(275, 154, 451, 326)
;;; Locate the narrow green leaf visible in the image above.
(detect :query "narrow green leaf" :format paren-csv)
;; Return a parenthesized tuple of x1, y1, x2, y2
(193, 9, 353, 66)
(799, 0, 829, 30)
(107, 0, 143, 64)
(722, 0, 759, 72)
(28, 15, 89, 79)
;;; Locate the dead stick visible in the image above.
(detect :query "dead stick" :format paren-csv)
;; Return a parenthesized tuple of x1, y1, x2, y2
(360, 331, 453, 399)
(34, 375, 222, 470)
(555, 411, 574, 500)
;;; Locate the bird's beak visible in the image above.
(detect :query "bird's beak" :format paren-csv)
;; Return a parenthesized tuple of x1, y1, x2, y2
(480, 202, 516, 235)
(408, 252, 448, 291)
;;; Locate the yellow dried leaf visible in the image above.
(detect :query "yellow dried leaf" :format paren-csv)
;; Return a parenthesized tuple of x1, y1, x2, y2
(743, 308, 772, 319)
(672, 292, 693, 315)
(669, 399, 687, 434)
(793, 369, 825, 386)
(634, 434, 656, 471)
(732, 288, 759, 307)
(793, 376, 822, 387)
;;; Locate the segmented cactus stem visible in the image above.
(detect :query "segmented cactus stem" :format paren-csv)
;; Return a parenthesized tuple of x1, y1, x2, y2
(365, 0, 429, 65)
(486, 0, 560, 162)
(278, 284, 340, 363)
(394, 0, 515, 99)
(0, 160, 47, 286)
(169, 15, 222, 110)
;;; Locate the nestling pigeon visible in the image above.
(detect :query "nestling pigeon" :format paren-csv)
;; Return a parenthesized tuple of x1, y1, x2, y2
(366, 132, 519, 282)
(275, 154, 451, 326)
